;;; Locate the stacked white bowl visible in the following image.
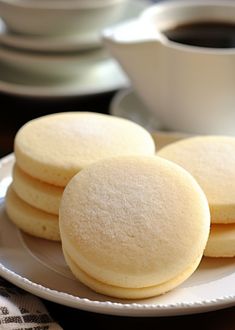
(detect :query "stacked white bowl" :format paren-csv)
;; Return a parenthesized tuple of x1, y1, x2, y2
(0, 0, 144, 93)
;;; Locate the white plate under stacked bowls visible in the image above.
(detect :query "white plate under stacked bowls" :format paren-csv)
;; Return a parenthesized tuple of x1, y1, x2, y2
(0, 0, 150, 96)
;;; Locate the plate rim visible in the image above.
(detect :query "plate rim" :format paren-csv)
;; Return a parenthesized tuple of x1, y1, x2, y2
(0, 76, 129, 98)
(1, 153, 235, 316)
(0, 260, 235, 317)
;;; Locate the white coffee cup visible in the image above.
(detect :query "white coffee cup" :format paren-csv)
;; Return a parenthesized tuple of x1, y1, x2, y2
(103, 1, 235, 135)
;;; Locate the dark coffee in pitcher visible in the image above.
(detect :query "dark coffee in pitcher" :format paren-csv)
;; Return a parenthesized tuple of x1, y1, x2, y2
(162, 21, 235, 48)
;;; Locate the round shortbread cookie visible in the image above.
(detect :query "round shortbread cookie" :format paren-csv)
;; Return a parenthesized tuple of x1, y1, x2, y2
(63, 250, 202, 299)
(14, 112, 155, 186)
(59, 156, 210, 298)
(204, 224, 235, 257)
(6, 185, 60, 241)
(158, 136, 235, 224)
(12, 164, 63, 215)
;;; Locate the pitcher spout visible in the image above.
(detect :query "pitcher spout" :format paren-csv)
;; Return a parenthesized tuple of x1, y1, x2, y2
(102, 18, 166, 85)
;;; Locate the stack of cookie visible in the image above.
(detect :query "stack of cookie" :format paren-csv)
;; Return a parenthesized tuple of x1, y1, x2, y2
(6, 112, 155, 241)
(59, 156, 210, 299)
(158, 136, 235, 257)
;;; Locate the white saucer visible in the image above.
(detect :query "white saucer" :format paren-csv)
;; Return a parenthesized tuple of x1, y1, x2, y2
(0, 0, 150, 52)
(110, 89, 163, 131)
(0, 19, 100, 52)
(0, 53, 130, 98)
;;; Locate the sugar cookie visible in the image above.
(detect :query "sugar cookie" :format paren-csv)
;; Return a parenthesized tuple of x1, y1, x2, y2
(15, 112, 155, 186)
(6, 185, 60, 241)
(12, 164, 63, 215)
(59, 156, 210, 299)
(63, 250, 202, 299)
(158, 136, 235, 223)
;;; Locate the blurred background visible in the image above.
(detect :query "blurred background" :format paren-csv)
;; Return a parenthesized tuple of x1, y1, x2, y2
(0, 0, 161, 158)
(1, 0, 234, 158)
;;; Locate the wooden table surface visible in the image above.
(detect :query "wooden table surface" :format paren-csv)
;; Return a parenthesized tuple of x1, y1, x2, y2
(1, 91, 235, 330)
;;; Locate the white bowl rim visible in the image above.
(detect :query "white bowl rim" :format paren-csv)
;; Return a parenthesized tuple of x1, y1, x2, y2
(0, 0, 127, 10)
(0, 45, 108, 63)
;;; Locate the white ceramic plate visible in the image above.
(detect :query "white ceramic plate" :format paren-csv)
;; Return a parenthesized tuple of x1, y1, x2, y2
(0, 55, 129, 98)
(1, 154, 235, 316)
(0, 19, 100, 52)
(0, 0, 150, 52)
